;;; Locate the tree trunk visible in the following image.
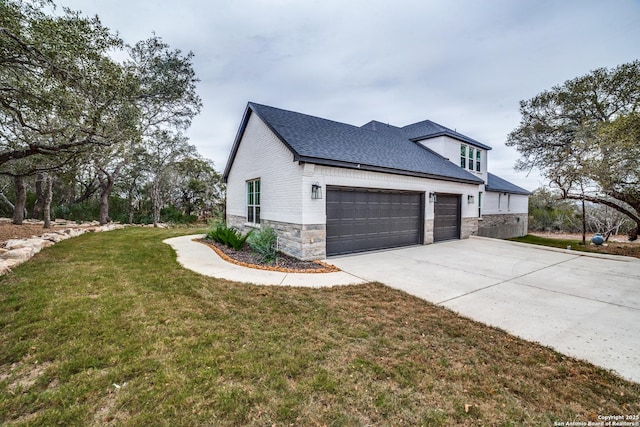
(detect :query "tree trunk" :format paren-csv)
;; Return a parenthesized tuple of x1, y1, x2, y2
(630, 221, 639, 242)
(98, 174, 114, 225)
(12, 175, 26, 225)
(152, 179, 161, 227)
(32, 172, 45, 219)
(126, 179, 137, 224)
(581, 196, 586, 245)
(43, 174, 53, 228)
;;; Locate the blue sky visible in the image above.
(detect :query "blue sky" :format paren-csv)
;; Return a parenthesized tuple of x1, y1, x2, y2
(58, 0, 640, 189)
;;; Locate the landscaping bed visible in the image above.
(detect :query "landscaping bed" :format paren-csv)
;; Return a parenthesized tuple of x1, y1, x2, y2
(199, 238, 339, 273)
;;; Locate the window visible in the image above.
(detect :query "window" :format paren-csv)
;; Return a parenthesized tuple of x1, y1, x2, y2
(498, 193, 502, 211)
(460, 144, 481, 172)
(507, 194, 511, 211)
(247, 179, 260, 224)
(478, 192, 482, 217)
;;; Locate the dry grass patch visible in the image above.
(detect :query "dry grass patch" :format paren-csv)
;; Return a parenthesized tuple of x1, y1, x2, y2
(511, 234, 640, 259)
(0, 228, 638, 426)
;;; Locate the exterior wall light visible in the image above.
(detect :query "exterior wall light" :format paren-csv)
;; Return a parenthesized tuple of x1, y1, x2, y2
(468, 195, 475, 204)
(311, 183, 322, 199)
(428, 192, 437, 203)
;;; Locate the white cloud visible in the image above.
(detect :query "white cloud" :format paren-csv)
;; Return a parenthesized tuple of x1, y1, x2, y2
(58, 0, 640, 190)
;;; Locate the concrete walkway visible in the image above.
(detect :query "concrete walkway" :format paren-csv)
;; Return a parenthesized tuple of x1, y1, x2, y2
(328, 236, 640, 383)
(163, 235, 365, 287)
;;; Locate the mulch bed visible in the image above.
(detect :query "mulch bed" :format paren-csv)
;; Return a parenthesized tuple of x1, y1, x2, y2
(197, 239, 340, 273)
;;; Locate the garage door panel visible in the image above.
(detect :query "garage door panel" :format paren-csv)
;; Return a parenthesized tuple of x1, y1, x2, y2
(433, 194, 460, 242)
(327, 188, 423, 256)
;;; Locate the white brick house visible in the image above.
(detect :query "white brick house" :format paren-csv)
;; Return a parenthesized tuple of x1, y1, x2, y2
(223, 102, 530, 260)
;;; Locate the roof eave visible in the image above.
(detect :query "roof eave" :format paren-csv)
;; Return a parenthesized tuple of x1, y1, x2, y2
(485, 188, 532, 196)
(296, 156, 484, 185)
(222, 104, 253, 182)
(222, 102, 301, 182)
(410, 132, 492, 151)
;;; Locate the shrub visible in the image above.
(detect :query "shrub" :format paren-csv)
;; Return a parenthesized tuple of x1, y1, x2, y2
(248, 227, 277, 263)
(206, 223, 252, 251)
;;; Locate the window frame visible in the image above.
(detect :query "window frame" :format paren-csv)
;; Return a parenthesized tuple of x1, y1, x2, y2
(246, 178, 261, 225)
(460, 144, 482, 173)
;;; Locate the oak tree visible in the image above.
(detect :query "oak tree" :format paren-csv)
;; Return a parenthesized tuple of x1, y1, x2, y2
(507, 61, 640, 239)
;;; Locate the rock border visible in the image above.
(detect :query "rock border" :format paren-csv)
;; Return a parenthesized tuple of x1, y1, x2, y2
(0, 223, 126, 276)
(196, 239, 341, 274)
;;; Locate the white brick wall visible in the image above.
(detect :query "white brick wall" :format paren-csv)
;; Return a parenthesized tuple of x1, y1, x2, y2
(226, 113, 304, 225)
(482, 192, 528, 215)
(416, 135, 488, 184)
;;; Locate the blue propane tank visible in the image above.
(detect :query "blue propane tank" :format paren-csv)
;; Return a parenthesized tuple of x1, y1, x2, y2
(591, 233, 604, 245)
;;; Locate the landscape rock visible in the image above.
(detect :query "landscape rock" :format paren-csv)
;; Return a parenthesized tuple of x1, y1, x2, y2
(0, 223, 126, 276)
(2, 247, 35, 260)
(4, 239, 29, 250)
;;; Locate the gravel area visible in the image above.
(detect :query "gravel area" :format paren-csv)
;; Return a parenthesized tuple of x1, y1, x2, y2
(0, 221, 49, 245)
(201, 238, 333, 272)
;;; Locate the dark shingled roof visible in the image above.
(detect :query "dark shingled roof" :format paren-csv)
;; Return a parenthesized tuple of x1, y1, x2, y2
(486, 173, 531, 195)
(224, 102, 485, 184)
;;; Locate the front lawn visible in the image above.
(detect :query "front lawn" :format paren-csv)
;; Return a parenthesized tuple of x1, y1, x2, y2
(1, 228, 638, 426)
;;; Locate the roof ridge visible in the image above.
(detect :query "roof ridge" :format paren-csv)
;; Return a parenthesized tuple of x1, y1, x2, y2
(249, 101, 362, 130)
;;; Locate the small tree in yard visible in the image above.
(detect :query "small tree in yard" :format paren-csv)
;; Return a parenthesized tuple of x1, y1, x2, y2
(507, 61, 640, 240)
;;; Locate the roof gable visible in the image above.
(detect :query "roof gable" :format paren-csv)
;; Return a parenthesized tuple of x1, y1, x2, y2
(224, 102, 486, 184)
(401, 120, 492, 150)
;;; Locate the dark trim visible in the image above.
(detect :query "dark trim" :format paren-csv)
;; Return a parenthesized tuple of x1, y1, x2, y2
(222, 104, 253, 182)
(298, 157, 484, 185)
(485, 188, 532, 196)
(326, 185, 424, 195)
(223, 102, 304, 182)
(419, 192, 426, 244)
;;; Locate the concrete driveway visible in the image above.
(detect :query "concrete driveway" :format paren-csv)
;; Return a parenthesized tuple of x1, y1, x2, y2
(328, 236, 640, 383)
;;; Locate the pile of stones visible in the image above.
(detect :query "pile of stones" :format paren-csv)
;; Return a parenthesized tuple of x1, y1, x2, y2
(0, 223, 125, 275)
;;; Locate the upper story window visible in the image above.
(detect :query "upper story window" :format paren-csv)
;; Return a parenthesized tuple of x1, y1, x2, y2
(247, 178, 260, 224)
(460, 144, 481, 172)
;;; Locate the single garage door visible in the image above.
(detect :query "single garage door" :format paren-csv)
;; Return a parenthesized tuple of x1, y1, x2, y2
(433, 194, 461, 242)
(326, 187, 423, 256)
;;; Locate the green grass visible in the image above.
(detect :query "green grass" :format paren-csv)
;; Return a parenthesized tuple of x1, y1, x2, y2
(508, 234, 640, 259)
(1, 228, 638, 426)
(509, 234, 591, 250)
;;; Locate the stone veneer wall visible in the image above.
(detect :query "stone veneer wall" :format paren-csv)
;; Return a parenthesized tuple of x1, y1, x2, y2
(461, 217, 478, 239)
(423, 219, 434, 244)
(227, 214, 326, 260)
(477, 213, 528, 239)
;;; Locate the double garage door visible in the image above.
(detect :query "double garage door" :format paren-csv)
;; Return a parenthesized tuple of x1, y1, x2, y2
(326, 187, 423, 256)
(326, 187, 460, 256)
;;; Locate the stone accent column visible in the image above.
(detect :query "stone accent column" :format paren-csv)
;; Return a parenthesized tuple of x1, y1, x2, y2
(461, 217, 478, 239)
(424, 219, 434, 244)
